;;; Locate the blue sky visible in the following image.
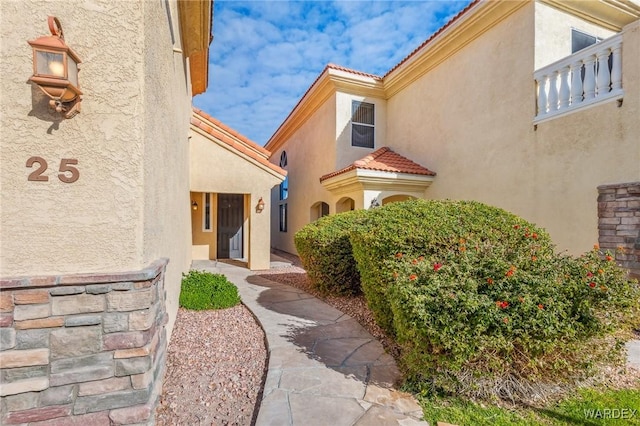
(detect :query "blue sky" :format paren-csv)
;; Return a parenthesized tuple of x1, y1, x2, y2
(193, 0, 470, 145)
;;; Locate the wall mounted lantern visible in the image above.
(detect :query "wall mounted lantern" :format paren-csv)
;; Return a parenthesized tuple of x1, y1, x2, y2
(191, 201, 198, 211)
(28, 16, 82, 119)
(256, 197, 265, 213)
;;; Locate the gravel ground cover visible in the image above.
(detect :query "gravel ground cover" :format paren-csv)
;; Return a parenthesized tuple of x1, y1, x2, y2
(155, 305, 267, 426)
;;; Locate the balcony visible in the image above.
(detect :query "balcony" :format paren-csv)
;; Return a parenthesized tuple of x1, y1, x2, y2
(534, 33, 623, 123)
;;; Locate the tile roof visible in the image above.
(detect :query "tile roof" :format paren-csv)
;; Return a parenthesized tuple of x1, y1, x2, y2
(191, 108, 286, 177)
(326, 63, 382, 80)
(320, 147, 436, 182)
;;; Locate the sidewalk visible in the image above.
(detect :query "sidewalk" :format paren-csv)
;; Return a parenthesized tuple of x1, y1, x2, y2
(191, 259, 428, 426)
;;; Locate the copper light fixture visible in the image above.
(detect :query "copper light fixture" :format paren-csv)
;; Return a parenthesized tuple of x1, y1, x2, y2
(192, 201, 198, 211)
(28, 16, 82, 119)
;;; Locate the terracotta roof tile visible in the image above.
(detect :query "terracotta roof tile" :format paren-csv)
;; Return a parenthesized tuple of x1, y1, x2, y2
(320, 147, 436, 182)
(191, 109, 286, 177)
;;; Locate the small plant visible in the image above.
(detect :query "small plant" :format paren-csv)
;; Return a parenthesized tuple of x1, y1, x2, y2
(179, 270, 240, 310)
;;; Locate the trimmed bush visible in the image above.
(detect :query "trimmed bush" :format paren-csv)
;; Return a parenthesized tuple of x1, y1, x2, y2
(179, 270, 240, 310)
(349, 200, 546, 334)
(349, 199, 640, 401)
(294, 209, 368, 295)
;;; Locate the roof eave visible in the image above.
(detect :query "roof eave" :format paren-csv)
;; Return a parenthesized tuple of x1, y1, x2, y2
(383, 0, 527, 98)
(265, 67, 384, 153)
(321, 168, 435, 194)
(178, 0, 213, 96)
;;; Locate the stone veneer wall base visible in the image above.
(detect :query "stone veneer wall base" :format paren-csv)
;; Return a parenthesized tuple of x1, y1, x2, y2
(598, 182, 640, 279)
(0, 258, 169, 426)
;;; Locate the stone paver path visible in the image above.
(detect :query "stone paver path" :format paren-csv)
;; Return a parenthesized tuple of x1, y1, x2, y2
(192, 260, 427, 426)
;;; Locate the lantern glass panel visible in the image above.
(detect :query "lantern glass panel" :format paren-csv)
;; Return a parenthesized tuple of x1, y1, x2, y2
(67, 56, 78, 86)
(36, 50, 65, 77)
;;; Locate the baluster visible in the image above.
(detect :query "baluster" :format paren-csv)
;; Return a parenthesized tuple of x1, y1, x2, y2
(537, 75, 547, 116)
(570, 60, 583, 106)
(596, 49, 611, 96)
(558, 66, 570, 109)
(611, 43, 622, 91)
(548, 71, 559, 111)
(583, 54, 596, 100)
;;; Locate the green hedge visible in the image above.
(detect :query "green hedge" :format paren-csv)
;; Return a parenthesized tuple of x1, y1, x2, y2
(179, 270, 240, 310)
(294, 209, 368, 295)
(349, 199, 639, 401)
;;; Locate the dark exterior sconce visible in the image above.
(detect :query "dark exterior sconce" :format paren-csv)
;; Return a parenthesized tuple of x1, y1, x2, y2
(28, 16, 82, 119)
(256, 197, 265, 213)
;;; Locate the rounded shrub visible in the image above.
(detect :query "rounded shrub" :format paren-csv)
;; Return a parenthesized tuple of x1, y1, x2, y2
(179, 270, 240, 310)
(349, 199, 548, 334)
(349, 199, 640, 402)
(294, 209, 369, 295)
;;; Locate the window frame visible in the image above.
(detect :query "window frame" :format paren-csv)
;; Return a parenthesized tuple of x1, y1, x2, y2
(279, 151, 288, 232)
(202, 192, 213, 232)
(351, 101, 375, 148)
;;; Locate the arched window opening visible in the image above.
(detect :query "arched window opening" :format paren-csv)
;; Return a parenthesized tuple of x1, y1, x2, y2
(310, 202, 329, 221)
(336, 197, 355, 213)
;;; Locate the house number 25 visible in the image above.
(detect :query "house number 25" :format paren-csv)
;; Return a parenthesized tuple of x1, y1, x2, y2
(26, 157, 80, 183)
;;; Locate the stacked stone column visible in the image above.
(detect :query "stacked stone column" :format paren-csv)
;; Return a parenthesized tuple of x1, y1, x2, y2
(0, 259, 169, 425)
(598, 182, 640, 279)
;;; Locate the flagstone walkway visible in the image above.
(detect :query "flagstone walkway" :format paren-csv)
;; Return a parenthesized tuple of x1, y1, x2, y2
(191, 259, 428, 426)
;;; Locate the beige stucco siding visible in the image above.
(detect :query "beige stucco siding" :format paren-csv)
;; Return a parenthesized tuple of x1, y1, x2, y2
(270, 95, 338, 254)
(532, 19, 640, 251)
(535, 2, 616, 69)
(0, 0, 193, 337)
(1, 1, 147, 276)
(387, 3, 639, 254)
(141, 0, 192, 335)
(388, 3, 535, 210)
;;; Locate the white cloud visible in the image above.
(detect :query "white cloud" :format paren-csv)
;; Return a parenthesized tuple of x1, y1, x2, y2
(194, 0, 470, 145)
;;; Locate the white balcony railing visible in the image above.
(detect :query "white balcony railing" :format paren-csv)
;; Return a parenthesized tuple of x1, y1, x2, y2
(534, 33, 623, 123)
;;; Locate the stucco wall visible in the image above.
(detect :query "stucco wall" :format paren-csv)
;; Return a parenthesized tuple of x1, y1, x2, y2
(270, 95, 338, 255)
(190, 132, 281, 270)
(141, 1, 192, 336)
(1, 1, 146, 276)
(387, 3, 639, 254)
(0, 1, 193, 337)
(535, 2, 616, 69)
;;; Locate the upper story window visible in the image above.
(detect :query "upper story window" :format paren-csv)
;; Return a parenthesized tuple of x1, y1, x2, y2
(571, 28, 602, 54)
(279, 151, 288, 201)
(351, 101, 374, 148)
(279, 151, 288, 232)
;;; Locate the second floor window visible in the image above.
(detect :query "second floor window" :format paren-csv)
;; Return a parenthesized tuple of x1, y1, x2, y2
(352, 101, 374, 148)
(571, 28, 602, 54)
(279, 151, 288, 201)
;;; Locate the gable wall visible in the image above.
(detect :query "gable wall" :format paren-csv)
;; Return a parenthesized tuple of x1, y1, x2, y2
(270, 95, 337, 254)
